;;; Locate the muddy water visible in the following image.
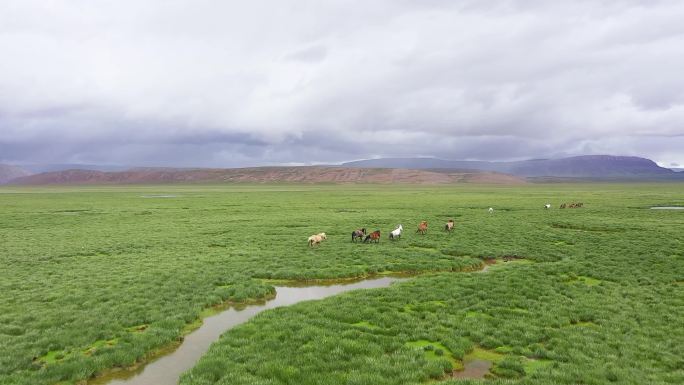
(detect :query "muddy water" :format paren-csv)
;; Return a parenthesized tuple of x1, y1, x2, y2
(90, 276, 406, 385)
(452, 360, 492, 379)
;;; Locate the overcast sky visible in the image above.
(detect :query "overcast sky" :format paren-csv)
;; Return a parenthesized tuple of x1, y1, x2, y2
(1, 0, 683, 168)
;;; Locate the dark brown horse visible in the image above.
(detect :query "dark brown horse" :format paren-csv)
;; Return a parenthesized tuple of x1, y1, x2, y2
(364, 230, 381, 243)
(351, 228, 366, 242)
(417, 221, 428, 235)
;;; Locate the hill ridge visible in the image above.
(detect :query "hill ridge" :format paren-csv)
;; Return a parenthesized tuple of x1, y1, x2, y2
(8, 166, 526, 185)
(0, 164, 32, 184)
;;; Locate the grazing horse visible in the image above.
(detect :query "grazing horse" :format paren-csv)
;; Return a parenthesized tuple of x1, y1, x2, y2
(444, 219, 454, 232)
(544, 204, 551, 209)
(389, 224, 403, 240)
(364, 230, 381, 243)
(416, 221, 428, 235)
(560, 203, 566, 209)
(488, 207, 494, 213)
(351, 228, 366, 242)
(307, 233, 327, 247)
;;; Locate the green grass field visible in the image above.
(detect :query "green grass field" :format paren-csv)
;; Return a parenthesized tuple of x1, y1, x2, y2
(1, 183, 683, 385)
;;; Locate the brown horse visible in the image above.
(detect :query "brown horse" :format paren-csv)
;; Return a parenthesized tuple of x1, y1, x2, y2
(444, 219, 454, 232)
(363, 230, 381, 243)
(560, 203, 567, 209)
(417, 221, 428, 235)
(351, 228, 366, 242)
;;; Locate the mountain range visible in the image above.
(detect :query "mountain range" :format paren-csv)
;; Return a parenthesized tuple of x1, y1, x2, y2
(6, 167, 524, 185)
(1, 155, 682, 185)
(341, 155, 678, 179)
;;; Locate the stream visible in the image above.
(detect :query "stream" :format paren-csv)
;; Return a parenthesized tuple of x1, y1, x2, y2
(89, 276, 407, 385)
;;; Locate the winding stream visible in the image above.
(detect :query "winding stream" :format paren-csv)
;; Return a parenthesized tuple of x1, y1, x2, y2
(89, 276, 407, 385)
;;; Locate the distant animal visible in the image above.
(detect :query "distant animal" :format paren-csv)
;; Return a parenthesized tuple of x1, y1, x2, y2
(563, 202, 583, 209)
(444, 219, 454, 232)
(389, 224, 403, 240)
(488, 207, 494, 213)
(364, 230, 381, 243)
(544, 204, 551, 209)
(307, 233, 327, 247)
(416, 221, 428, 235)
(351, 228, 366, 242)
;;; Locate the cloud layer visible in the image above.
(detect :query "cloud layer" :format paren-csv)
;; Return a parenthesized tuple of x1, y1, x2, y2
(1, 0, 683, 167)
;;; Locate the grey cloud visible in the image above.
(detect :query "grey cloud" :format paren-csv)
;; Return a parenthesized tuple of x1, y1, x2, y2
(1, 0, 684, 167)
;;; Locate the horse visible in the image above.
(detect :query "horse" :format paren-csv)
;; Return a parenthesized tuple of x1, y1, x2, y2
(416, 221, 428, 235)
(544, 204, 551, 209)
(389, 224, 403, 240)
(363, 230, 381, 243)
(488, 207, 494, 213)
(444, 219, 454, 232)
(351, 228, 366, 242)
(307, 233, 327, 247)
(560, 203, 566, 209)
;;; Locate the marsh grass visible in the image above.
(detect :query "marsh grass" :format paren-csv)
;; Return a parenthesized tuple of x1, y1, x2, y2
(1, 183, 683, 385)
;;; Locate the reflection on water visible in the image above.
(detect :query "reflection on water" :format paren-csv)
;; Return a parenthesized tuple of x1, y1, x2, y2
(452, 359, 492, 379)
(90, 277, 405, 385)
(650, 206, 684, 210)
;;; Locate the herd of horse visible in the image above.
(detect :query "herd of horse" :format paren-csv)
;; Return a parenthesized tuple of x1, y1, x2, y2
(309, 202, 585, 247)
(308, 219, 456, 247)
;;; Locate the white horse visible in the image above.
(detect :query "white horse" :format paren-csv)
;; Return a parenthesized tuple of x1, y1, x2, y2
(389, 224, 403, 240)
(488, 207, 494, 213)
(544, 204, 551, 209)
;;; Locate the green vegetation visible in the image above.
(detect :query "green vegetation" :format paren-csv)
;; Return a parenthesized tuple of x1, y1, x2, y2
(1, 183, 683, 385)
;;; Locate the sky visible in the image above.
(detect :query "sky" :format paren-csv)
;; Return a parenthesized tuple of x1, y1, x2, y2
(1, 0, 683, 168)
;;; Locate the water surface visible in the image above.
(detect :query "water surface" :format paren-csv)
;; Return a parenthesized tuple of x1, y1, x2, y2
(452, 360, 492, 379)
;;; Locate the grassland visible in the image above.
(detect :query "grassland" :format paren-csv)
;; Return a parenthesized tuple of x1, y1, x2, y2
(0, 183, 683, 385)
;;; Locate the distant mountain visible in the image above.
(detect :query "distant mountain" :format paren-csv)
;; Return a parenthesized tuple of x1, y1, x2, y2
(20, 163, 131, 173)
(342, 155, 679, 179)
(0, 164, 32, 184)
(10, 167, 526, 185)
